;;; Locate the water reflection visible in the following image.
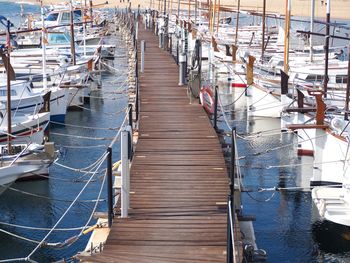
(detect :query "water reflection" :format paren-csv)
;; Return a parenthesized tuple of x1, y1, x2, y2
(312, 220, 350, 254)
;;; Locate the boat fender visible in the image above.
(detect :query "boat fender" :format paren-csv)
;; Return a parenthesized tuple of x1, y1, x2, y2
(199, 86, 215, 114)
(297, 149, 314, 157)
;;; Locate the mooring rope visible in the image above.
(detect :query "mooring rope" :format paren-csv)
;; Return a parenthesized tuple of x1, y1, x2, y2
(24, 152, 107, 261)
(53, 151, 108, 173)
(67, 104, 128, 117)
(55, 144, 107, 149)
(2, 186, 105, 203)
(50, 132, 115, 141)
(0, 222, 91, 232)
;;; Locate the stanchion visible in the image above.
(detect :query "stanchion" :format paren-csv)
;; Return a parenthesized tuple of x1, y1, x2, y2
(213, 86, 218, 130)
(107, 147, 113, 227)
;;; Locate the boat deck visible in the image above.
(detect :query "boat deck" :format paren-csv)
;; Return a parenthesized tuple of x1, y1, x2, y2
(81, 23, 240, 263)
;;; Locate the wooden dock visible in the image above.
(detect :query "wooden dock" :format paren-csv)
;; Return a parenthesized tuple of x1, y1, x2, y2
(81, 24, 241, 262)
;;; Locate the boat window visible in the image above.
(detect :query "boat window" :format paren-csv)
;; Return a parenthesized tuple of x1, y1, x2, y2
(305, 74, 323, 82)
(45, 13, 59, 21)
(74, 10, 82, 18)
(48, 34, 69, 44)
(0, 90, 17, 96)
(336, 75, 347, 84)
(61, 12, 70, 22)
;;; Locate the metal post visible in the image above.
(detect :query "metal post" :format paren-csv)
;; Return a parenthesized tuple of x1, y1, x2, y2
(136, 81, 139, 121)
(128, 104, 133, 128)
(227, 127, 236, 263)
(227, 195, 233, 263)
(126, 125, 133, 160)
(135, 50, 139, 79)
(230, 127, 236, 192)
(176, 36, 179, 65)
(107, 147, 113, 227)
(179, 53, 186, 85)
(141, 40, 145, 73)
(135, 19, 139, 40)
(169, 34, 173, 54)
(121, 130, 130, 218)
(213, 86, 218, 130)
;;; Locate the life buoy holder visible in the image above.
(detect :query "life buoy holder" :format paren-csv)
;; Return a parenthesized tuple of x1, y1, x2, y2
(199, 86, 215, 114)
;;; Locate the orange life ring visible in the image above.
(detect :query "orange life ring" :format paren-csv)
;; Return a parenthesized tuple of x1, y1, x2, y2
(199, 86, 215, 114)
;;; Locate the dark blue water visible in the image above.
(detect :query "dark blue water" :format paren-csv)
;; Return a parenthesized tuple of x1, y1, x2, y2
(0, 1, 40, 27)
(0, 3, 128, 261)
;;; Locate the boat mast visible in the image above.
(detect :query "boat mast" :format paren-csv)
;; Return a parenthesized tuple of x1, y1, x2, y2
(194, 0, 197, 25)
(324, 0, 330, 98)
(89, 0, 93, 26)
(83, 0, 87, 56)
(283, 0, 291, 73)
(70, 0, 76, 65)
(40, 0, 48, 90)
(345, 44, 350, 120)
(216, 0, 220, 35)
(261, 0, 266, 63)
(5, 20, 12, 154)
(234, 0, 240, 46)
(310, 0, 315, 62)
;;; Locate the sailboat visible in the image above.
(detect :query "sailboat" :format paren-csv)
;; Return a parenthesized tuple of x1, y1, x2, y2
(0, 16, 56, 195)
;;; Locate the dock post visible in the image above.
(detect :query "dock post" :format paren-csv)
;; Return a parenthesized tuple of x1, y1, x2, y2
(126, 125, 133, 160)
(136, 81, 139, 122)
(107, 147, 113, 227)
(227, 195, 233, 263)
(227, 127, 236, 263)
(121, 129, 130, 218)
(128, 104, 133, 128)
(141, 40, 145, 73)
(213, 86, 218, 130)
(179, 53, 186, 85)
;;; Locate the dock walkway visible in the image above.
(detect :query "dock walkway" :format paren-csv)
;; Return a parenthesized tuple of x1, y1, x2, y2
(84, 25, 234, 262)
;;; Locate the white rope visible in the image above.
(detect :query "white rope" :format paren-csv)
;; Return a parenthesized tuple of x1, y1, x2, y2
(0, 222, 91, 232)
(50, 132, 114, 141)
(77, 171, 107, 238)
(25, 151, 107, 260)
(217, 92, 233, 131)
(67, 104, 127, 116)
(266, 159, 347, 169)
(246, 132, 330, 158)
(54, 151, 108, 173)
(100, 60, 125, 73)
(56, 144, 107, 149)
(3, 185, 104, 203)
(50, 121, 122, 131)
(86, 94, 128, 100)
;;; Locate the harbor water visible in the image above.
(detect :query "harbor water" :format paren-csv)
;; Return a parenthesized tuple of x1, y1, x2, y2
(0, 1, 350, 262)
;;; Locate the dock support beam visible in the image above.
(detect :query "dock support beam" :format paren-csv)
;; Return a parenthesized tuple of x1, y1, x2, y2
(121, 129, 130, 218)
(107, 147, 113, 227)
(141, 40, 145, 73)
